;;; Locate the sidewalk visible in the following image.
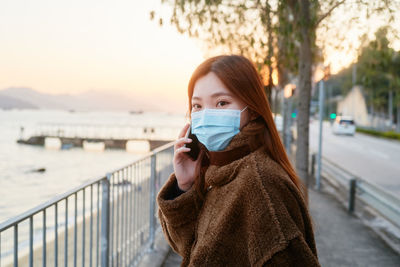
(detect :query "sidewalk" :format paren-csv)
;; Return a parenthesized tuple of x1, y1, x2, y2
(159, 188, 400, 267)
(310, 188, 400, 266)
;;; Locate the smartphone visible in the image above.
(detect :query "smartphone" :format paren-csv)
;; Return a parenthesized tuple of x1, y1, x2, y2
(184, 125, 200, 161)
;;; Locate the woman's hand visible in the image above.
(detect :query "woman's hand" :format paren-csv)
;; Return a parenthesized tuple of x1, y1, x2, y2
(173, 123, 204, 191)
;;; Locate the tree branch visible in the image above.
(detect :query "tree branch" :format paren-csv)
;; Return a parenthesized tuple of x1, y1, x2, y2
(316, 0, 345, 26)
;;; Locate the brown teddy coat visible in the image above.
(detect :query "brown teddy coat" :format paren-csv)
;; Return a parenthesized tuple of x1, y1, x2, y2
(157, 121, 320, 266)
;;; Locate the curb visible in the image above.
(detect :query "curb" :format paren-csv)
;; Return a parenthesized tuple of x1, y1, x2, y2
(137, 230, 171, 267)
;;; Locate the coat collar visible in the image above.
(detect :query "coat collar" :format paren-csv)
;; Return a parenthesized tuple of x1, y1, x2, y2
(202, 118, 266, 188)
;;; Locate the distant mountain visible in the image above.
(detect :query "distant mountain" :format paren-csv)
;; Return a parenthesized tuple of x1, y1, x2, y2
(0, 87, 156, 111)
(0, 87, 72, 110)
(0, 94, 38, 109)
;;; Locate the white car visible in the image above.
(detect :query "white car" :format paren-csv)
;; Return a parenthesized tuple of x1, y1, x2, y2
(332, 116, 356, 136)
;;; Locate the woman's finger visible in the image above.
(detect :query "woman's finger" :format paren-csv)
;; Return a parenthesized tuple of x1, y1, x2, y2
(174, 146, 191, 158)
(178, 123, 190, 139)
(174, 137, 192, 150)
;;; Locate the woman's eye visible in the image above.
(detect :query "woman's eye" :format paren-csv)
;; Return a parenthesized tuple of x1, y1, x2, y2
(192, 104, 201, 110)
(217, 101, 228, 107)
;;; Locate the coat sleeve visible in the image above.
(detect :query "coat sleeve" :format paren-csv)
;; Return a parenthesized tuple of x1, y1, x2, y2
(262, 236, 320, 267)
(157, 173, 203, 258)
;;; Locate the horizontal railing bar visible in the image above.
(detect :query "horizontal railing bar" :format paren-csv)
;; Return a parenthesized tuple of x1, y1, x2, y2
(105, 142, 174, 175)
(317, 152, 400, 205)
(315, 152, 400, 222)
(357, 179, 400, 203)
(321, 165, 351, 188)
(151, 142, 174, 154)
(0, 176, 107, 231)
(357, 182, 400, 215)
(321, 155, 360, 180)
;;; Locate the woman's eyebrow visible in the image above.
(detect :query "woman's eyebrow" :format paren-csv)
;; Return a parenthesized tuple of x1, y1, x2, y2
(192, 91, 233, 100)
(211, 92, 233, 98)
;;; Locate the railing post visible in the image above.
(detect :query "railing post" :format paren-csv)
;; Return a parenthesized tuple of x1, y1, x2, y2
(311, 153, 316, 187)
(101, 173, 111, 267)
(348, 178, 356, 213)
(149, 154, 157, 250)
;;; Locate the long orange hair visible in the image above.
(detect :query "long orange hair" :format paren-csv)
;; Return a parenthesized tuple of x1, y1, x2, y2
(187, 55, 301, 191)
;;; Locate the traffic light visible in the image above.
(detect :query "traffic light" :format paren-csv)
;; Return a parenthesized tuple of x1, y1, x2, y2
(330, 113, 336, 119)
(291, 112, 297, 118)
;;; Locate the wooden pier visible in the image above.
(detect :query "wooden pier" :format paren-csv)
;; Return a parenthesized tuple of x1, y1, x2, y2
(17, 136, 171, 151)
(17, 123, 177, 151)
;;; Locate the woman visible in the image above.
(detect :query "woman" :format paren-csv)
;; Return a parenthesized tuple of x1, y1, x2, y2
(157, 55, 320, 266)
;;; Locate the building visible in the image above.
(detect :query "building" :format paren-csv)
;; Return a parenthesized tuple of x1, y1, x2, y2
(337, 86, 370, 126)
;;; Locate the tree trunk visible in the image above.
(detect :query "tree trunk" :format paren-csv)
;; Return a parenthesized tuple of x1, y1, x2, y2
(295, 0, 313, 188)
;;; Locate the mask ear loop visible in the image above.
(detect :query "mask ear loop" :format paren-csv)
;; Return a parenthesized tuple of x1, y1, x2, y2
(240, 106, 248, 113)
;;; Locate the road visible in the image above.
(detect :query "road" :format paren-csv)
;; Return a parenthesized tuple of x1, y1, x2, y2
(309, 120, 400, 196)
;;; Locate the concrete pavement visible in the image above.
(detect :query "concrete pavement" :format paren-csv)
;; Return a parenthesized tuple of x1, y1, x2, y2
(161, 250, 182, 267)
(310, 188, 400, 266)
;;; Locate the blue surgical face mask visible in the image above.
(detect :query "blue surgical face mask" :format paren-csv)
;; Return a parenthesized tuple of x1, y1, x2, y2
(191, 106, 248, 151)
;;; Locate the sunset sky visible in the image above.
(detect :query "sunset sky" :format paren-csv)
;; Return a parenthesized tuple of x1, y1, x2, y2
(0, 0, 399, 113)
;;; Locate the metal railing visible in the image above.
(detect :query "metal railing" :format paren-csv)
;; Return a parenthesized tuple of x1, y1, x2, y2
(310, 153, 400, 240)
(0, 142, 174, 267)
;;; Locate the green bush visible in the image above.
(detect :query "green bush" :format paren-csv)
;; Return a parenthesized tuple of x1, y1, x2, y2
(356, 127, 400, 141)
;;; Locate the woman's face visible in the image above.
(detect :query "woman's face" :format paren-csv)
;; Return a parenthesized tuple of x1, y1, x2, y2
(191, 72, 250, 129)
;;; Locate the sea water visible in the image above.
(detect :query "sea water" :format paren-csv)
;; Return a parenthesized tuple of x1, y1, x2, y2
(0, 109, 185, 224)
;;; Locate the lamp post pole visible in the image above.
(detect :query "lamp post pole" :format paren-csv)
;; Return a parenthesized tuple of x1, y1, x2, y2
(316, 79, 324, 190)
(283, 84, 296, 154)
(283, 97, 291, 153)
